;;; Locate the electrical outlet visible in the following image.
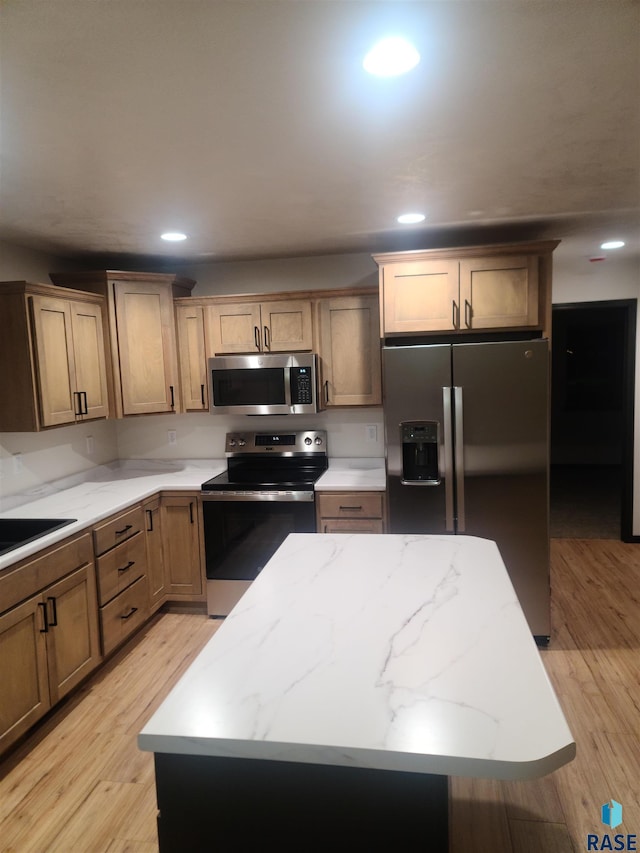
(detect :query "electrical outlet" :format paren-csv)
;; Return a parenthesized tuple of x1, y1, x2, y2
(365, 424, 377, 443)
(86, 435, 95, 455)
(168, 429, 177, 446)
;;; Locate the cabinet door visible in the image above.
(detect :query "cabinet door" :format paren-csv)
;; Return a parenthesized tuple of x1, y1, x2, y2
(144, 497, 166, 611)
(261, 300, 313, 352)
(70, 300, 109, 420)
(30, 295, 78, 426)
(161, 496, 203, 597)
(176, 304, 208, 411)
(0, 595, 51, 753)
(381, 260, 459, 334)
(208, 302, 262, 354)
(113, 281, 179, 415)
(45, 564, 101, 704)
(459, 255, 539, 329)
(319, 295, 381, 407)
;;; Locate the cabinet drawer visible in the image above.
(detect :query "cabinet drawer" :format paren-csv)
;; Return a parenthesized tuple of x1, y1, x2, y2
(0, 533, 93, 614)
(95, 532, 146, 605)
(100, 575, 149, 656)
(93, 506, 144, 556)
(316, 493, 383, 519)
(319, 518, 384, 534)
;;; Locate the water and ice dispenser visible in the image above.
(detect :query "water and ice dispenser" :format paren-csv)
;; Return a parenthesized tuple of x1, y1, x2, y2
(400, 421, 440, 485)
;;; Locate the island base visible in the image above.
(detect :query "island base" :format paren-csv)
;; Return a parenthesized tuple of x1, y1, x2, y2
(154, 752, 449, 851)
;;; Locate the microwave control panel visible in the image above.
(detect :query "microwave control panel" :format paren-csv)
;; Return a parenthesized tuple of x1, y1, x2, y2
(290, 366, 313, 405)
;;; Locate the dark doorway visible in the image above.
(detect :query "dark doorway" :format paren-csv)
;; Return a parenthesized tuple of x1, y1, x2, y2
(550, 300, 636, 540)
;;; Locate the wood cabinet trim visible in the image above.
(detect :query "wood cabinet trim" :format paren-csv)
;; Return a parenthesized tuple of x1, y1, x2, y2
(372, 240, 560, 265)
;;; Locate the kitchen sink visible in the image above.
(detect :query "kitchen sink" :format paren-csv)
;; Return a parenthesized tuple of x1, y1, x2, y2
(0, 518, 77, 557)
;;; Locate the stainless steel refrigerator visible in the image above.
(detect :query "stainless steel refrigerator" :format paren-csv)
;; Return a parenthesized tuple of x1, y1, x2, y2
(383, 339, 550, 641)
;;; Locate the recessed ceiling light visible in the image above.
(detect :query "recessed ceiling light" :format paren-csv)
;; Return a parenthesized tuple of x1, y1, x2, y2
(363, 37, 420, 77)
(397, 213, 426, 224)
(600, 240, 625, 250)
(161, 231, 188, 242)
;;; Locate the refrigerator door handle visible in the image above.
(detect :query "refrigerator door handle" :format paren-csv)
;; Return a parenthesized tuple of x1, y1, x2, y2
(442, 387, 455, 532)
(454, 386, 465, 531)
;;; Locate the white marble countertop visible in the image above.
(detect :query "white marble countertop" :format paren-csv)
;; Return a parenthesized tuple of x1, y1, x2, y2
(314, 457, 385, 491)
(0, 457, 386, 572)
(0, 459, 226, 571)
(138, 533, 575, 781)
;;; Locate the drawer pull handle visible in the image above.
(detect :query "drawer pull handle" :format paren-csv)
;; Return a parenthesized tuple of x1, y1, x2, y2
(189, 502, 194, 524)
(115, 524, 132, 536)
(169, 385, 175, 409)
(146, 509, 154, 532)
(118, 561, 135, 574)
(200, 384, 206, 406)
(80, 390, 89, 415)
(47, 596, 58, 627)
(263, 325, 270, 350)
(121, 607, 138, 621)
(340, 505, 363, 511)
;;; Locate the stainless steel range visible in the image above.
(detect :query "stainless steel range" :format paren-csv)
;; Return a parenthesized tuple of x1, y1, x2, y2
(201, 430, 328, 616)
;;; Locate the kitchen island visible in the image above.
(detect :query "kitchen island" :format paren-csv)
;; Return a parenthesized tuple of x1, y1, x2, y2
(138, 533, 575, 850)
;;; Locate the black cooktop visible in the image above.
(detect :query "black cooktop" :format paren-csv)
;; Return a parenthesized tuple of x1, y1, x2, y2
(201, 457, 328, 492)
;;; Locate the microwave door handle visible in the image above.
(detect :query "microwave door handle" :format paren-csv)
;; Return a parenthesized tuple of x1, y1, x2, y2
(284, 367, 292, 407)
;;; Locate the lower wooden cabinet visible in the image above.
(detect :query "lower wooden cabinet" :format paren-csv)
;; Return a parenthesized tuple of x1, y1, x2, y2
(93, 507, 149, 655)
(100, 574, 149, 656)
(144, 496, 166, 612)
(161, 494, 204, 599)
(0, 536, 100, 755)
(316, 492, 385, 534)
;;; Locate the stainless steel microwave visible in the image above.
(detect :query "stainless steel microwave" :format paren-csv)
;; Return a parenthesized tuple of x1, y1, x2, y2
(208, 353, 318, 415)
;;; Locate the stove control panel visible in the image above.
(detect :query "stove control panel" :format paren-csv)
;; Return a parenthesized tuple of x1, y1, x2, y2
(225, 430, 327, 455)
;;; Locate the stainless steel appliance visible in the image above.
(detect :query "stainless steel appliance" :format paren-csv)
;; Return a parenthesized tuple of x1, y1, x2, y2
(383, 339, 550, 641)
(208, 353, 318, 416)
(201, 430, 328, 616)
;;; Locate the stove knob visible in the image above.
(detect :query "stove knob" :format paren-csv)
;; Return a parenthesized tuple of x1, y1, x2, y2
(304, 437, 312, 445)
(314, 436, 323, 445)
(238, 439, 246, 446)
(228, 438, 236, 447)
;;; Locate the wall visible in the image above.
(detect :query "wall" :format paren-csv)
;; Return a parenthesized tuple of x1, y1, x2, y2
(114, 409, 384, 461)
(0, 239, 79, 282)
(181, 252, 378, 296)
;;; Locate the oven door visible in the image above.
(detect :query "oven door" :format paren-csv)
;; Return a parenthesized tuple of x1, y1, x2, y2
(202, 493, 316, 617)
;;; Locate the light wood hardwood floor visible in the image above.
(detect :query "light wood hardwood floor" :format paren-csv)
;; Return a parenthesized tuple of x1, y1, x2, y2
(1, 538, 638, 852)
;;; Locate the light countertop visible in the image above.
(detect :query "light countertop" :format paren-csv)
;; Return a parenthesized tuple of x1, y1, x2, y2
(138, 533, 575, 781)
(0, 459, 226, 571)
(314, 458, 385, 491)
(0, 457, 386, 572)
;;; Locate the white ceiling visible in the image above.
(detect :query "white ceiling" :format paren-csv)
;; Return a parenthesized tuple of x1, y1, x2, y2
(1, 0, 639, 266)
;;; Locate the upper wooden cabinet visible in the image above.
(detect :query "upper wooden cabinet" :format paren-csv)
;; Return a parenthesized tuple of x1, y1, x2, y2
(374, 241, 559, 339)
(208, 298, 313, 354)
(0, 281, 109, 431)
(175, 303, 209, 412)
(50, 271, 195, 417)
(317, 293, 382, 408)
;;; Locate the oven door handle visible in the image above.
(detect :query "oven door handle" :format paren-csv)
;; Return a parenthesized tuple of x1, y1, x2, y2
(201, 491, 315, 502)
